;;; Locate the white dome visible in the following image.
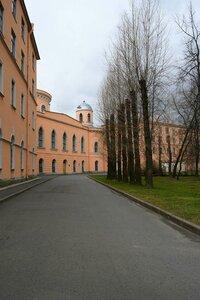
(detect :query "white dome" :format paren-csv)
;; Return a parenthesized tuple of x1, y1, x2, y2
(76, 101, 93, 111)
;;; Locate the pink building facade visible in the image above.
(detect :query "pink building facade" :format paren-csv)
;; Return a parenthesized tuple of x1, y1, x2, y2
(36, 90, 107, 175)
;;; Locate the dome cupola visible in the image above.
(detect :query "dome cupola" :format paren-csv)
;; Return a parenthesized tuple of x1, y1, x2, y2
(76, 100, 93, 127)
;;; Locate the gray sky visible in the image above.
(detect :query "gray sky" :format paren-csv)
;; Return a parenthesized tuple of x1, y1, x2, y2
(25, 0, 200, 121)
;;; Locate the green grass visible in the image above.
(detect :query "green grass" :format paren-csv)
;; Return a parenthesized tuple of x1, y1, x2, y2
(90, 175, 200, 226)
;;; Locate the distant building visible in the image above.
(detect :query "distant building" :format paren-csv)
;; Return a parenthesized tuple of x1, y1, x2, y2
(36, 90, 107, 175)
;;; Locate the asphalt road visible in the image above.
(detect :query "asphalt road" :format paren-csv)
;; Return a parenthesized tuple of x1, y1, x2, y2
(0, 175, 200, 300)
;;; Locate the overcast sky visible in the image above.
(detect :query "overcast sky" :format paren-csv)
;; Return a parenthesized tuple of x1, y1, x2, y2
(24, 0, 200, 121)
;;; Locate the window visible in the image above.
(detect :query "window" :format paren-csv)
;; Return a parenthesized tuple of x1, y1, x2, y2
(41, 104, 46, 112)
(20, 94, 24, 117)
(10, 135, 15, 170)
(73, 160, 76, 173)
(38, 127, 44, 148)
(11, 79, 16, 108)
(52, 159, 56, 173)
(20, 141, 24, 170)
(81, 136, 85, 152)
(32, 111, 35, 129)
(0, 129, 2, 169)
(95, 160, 98, 172)
(11, 30, 16, 57)
(87, 113, 91, 123)
(21, 17, 25, 40)
(94, 142, 98, 153)
(32, 53, 35, 70)
(12, 0, 17, 18)
(82, 160, 85, 173)
(79, 113, 83, 122)
(51, 130, 56, 149)
(63, 132, 67, 151)
(166, 135, 170, 143)
(21, 51, 25, 74)
(32, 79, 35, 95)
(0, 61, 3, 94)
(0, 3, 4, 34)
(72, 135, 76, 152)
(165, 127, 169, 134)
(39, 158, 44, 173)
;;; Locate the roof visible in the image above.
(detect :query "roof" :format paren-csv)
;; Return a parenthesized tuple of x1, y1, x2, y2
(76, 101, 93, 112)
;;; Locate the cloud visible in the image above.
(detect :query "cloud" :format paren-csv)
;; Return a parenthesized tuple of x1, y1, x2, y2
(25, 0, 200, 123)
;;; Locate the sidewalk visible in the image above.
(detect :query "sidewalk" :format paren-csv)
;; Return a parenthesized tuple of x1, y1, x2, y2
(0, 175, 55, 203)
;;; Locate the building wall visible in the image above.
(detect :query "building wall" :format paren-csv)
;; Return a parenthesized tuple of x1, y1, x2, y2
(36, 99, 107, 175)
(0, 0, 39, 180)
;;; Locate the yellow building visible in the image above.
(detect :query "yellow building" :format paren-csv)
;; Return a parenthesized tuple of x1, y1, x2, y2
(0, 0, 40, 180)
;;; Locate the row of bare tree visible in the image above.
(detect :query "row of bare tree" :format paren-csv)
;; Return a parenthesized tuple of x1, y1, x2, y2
(98, 0, 200, 187)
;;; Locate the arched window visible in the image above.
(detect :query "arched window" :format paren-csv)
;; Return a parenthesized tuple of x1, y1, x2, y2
(79, 113, 83, 122)
(82, 160, 85, 173)
(0, 129, 2, 169)
(63, 132, 67, 151)
(73, 160, 76, 173)
(38, 127, 44, 148)
(51, 130, 56, 149)
(39, 158, 44, 173)
(20, 141, 24, 170)
(95, 160, 98, 172)
(94, 142, 98, 153)
(52, 159, 56, 173)
(87, 113, 91, 123)
(41, 104, 46, 112)
(72, 135, 76, 152)
(81, 136, 85, 153)
(10, 135, 15, 170)
(63, 160, 67, 174)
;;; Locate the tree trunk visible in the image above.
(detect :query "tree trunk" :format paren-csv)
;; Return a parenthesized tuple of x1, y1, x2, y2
(139, 79, 153, 187)
(130, 89, 142, 185)
(167, 135, 172, 176)
(110, 113, 117, 179)
(158, 135, 163, 176)
(120, 103, 128, 182)
(117, 109, 122, 181)
(105, 118, 112, 179)
(125, 99, 135, 184)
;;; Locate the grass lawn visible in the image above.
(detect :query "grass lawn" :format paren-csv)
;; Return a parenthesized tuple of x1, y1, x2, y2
(90, 175, 200, 226)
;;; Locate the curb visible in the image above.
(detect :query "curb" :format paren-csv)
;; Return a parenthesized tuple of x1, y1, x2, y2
(90, 177, 200, 236)
(0, 177, 55, 204)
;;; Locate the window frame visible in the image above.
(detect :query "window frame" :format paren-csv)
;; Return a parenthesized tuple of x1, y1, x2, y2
(20, 93, 24, 117)
(12, 0, 17, 19)
(11, 79, 16, 108)
(11, 29, 16, 58)
(0, 2, 4, 34)
(21, 17, 25, 41)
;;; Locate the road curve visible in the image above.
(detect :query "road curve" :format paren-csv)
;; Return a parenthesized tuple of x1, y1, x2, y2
(0, 175, 200, 300)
